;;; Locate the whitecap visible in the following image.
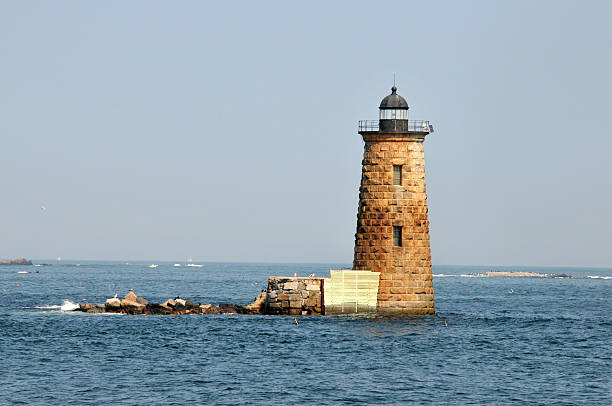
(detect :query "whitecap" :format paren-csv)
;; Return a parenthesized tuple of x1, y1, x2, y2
(60, 300, 79, 311)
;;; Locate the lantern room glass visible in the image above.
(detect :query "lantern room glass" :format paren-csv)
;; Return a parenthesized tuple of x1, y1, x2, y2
(379, 109, 407, 120)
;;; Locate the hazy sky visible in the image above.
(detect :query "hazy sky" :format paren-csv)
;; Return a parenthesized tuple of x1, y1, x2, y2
(1, 1, 611, 266)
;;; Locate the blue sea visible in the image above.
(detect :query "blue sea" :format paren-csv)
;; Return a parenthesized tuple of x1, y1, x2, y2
(1, 261, 610, 405)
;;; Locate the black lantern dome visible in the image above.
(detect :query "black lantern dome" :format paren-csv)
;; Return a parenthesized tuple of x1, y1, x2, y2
(379, 86, 409, 110)
(379, 86, 409, 132)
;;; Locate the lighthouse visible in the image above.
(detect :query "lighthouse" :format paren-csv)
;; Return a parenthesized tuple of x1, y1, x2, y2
(353, 86, 435, 314)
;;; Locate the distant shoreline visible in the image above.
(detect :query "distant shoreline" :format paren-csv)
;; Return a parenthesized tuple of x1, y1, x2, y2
(0, 258, 32, 266)
(469, 271, 570, 278)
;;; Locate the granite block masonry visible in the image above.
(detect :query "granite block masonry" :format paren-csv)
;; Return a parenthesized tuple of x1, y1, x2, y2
(262, 270, 380, 315)
(264, 277, 323, 315)
(354, 86, 435, 314)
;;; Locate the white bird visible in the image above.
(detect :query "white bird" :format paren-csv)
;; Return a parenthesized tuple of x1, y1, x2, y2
(41, 205, 47, 212)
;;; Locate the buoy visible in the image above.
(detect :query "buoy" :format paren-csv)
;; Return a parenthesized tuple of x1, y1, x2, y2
(294, 317, 299, 326)
(444, 320, 448, 327)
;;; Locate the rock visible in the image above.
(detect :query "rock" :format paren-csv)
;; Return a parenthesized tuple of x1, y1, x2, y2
(219, 303, 238, 314)
(162, 298, 176, 308)
(0, 257, 33, 266)
(219, 303, 247, 314)
(146, 303, 172, 315)
(105, 300, 121, 313)
(244, 291, 267, 314)
(283, 281, 298, 290)
(184, 300, 197, 309)
(80, 303, 94, 311)
(136, 296, 149, 305)
(200, 304, 220, 314)
(120, 299, 145, 314)
(175, 298, 186, 306)
(106, 297, 121, 307)
(123, 290, 138, 302)
(86, 306, 105, 313)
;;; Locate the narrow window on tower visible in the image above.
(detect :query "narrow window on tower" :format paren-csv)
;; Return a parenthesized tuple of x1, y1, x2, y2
(393, 226, 402, 247)
(393, 165, 402, 185)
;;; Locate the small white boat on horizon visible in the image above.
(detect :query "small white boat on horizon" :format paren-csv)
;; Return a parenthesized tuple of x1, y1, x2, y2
(148, 264, 159, 268)
(174, 263, 181, 267)
(186, 263, 203, 268)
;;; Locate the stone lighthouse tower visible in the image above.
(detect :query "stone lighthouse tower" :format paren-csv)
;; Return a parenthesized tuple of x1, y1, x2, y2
(353, 86, 435, 314)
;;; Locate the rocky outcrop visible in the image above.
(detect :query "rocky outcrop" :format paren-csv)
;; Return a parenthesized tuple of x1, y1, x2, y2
(75, 290, 252, 316)
(471, 271, 571, 278)
(0, 257, 33, 265)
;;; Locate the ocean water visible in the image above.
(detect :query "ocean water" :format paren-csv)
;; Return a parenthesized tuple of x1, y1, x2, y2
(0, 261, 610, 405)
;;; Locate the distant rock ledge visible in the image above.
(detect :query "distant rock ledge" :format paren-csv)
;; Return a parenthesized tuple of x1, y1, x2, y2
(471, 271, 571, 278)
(0, 257, 32, 266)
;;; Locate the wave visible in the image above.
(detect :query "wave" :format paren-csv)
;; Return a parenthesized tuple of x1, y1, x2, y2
(60, 300, 79, 311)
(31, 305, 61, 310)
(28, 300, 79, 312)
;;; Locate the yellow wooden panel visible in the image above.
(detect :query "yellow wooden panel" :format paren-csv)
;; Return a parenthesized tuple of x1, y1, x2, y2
(323, 270, 380, 314)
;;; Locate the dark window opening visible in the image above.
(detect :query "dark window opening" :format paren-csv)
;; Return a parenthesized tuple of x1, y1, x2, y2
(393, 226, 402, 247)
(393, 165, 402, 185)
